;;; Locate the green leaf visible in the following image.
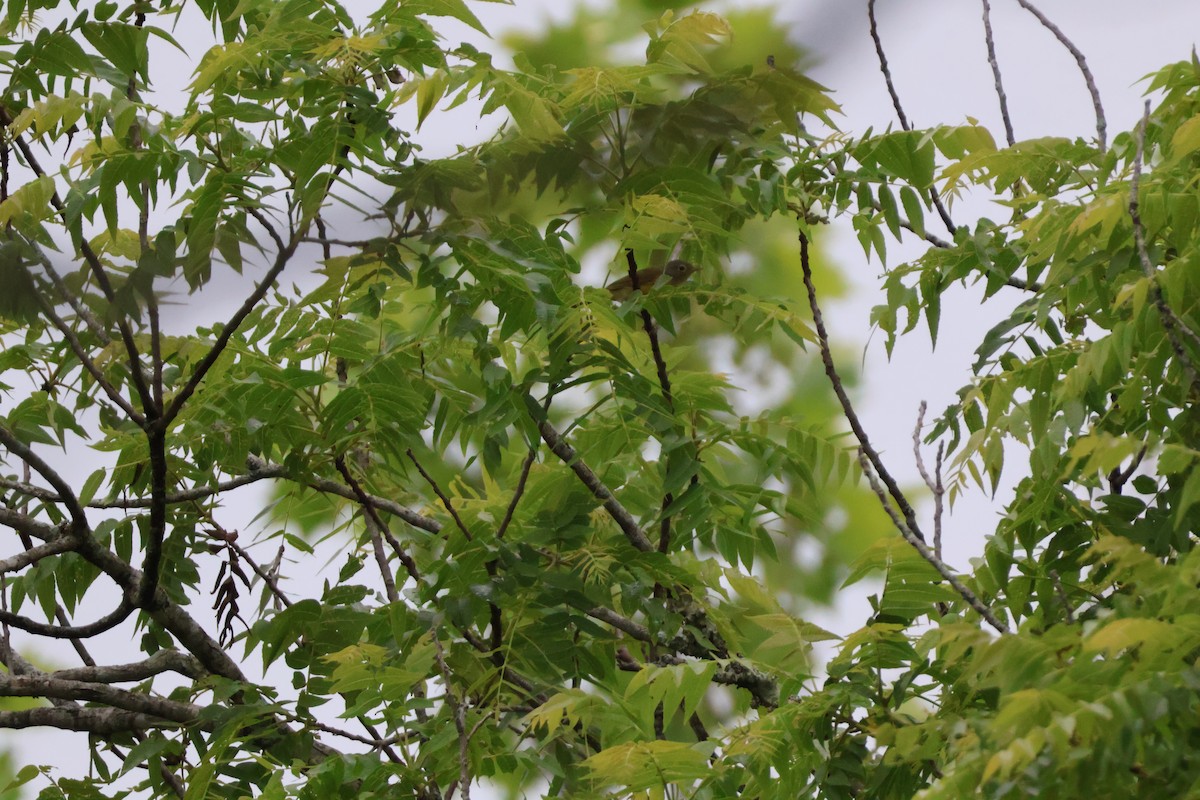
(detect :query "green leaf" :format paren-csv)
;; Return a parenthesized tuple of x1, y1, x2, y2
(584, 740, 713, 790)
(403, 0, 490, 35)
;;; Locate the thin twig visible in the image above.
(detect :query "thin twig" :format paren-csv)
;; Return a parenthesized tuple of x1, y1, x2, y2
(496, 445, 537, 540)
(797, 231, 925, 541)
(432, 626, 472, 800)
(866, 201, 1041, 292)
(857, 450, 1009, 634)
(980, 0, 1016, 147)
(0, 104, 154, 411)
(1130, 101, 1200, 393)
(406, 449, 473, 542)
(911, 402, 946, 559)
(28, 293, 145, 423)
(867, 0, 910, 131)
(1013, 0, 1106, 150)
(32, 248, 111, 344)
(334, 456, 422, 583)
(865, 1, 957, 234)
(934, 442, 945, 561)
(161, 225, 306, 426)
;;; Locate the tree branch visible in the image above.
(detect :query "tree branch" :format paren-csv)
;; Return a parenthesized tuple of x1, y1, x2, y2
(1013, 0, 1106, 150)
(857, 449, 1009, 634)
(980, 0, 1016, 147)
(51, 650, 207, 683)
(0, 537, 76, 574)
(0, 104, 154, 413)
(0, 706, 183, 734)
(406, 449, 474, 541)
(865, 0, 957, 235)
(797, 230, 926, 540)
(248, 455, 442, 534)
(334, 455, 422, 583)
(0, 424, 89, 531)
(0, 673, 202, 723)
(0, 598, 134, 639)
(535, 419, 655, 552)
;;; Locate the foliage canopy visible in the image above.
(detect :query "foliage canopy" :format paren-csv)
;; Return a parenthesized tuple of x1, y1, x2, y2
(0, 1, 1197, 798)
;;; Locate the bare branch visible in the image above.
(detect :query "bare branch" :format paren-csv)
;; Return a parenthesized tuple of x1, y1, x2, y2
(980, 0, 1016, 147)
(52, 650, 207, 683)
(0, 673, 202, 723)
(0, 506, 59, 541)
(587, 607, 650, 641)
(0, 598, 134, 639)
(912, 402, 947, 558)
(161, 225, 306, 426)
(496, 444, 537, 540)
(1049, 569, 1075, 624)
(865, 1, 958, 234)
(867, 0, 911, 131)
(1013, 0, 1106, 150)
(621, 249, 687, 554)
(0, 537, 76, 574)
(797, 230, 926, 541)
(29, 293, 146, 424)
(334, 455, 422, 583)
(432, 626, 472, 800)
(138, 426, 169, 608)
(857, 449, 1009, 634)
(1130, 101, 1200, 393)
(0, 706, 183, 734)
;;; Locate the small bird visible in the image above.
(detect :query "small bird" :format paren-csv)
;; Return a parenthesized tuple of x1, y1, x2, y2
(605, 259, 698, 301)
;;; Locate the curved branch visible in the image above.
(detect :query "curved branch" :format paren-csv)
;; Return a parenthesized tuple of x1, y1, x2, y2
(1013, 0, 1106, 150)
(0, 536, 76, 574)
(0, 598, 134, 638)
(0, 424, 89, 530)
